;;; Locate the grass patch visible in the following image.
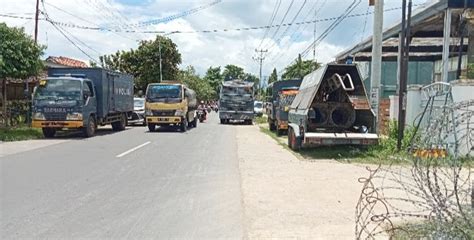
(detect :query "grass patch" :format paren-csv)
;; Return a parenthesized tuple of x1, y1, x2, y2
(390, 215, 474, 240)
(0, 127, 43, 141)
(255, 115, 267, 124)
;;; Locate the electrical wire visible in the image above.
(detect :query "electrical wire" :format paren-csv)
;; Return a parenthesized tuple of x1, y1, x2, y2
(41, 1, 100, 64)
(257, 0, 282, 50)
(262, 0, 295, 50)
(267, 0, 325, 66)
(265, 0, 308, 52)
(0, 4, 421, 35)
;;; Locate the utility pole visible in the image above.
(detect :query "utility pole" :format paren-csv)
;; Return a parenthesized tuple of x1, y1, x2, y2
(370, 0, 384, 134)
(253, 49, 268, 88)
(159, 38, 163, 82)
(397, 0, 412, 151)
(25, 0, 41, 126)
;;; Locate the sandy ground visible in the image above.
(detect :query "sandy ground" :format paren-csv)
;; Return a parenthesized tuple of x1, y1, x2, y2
(236, 125, 370, 240)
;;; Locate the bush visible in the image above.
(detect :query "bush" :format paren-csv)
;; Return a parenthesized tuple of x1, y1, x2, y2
(366, 120, 418, 158)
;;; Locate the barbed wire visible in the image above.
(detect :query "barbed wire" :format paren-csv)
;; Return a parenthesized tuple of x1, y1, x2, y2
(356, 83, 473, 239)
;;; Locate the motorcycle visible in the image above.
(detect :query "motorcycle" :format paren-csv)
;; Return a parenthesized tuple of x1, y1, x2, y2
(197, 109, 207, 122)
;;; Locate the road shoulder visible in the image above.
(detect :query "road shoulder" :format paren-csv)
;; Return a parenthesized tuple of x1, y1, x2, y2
(236, 125, 368, 239)
(0, 139, 68, 158)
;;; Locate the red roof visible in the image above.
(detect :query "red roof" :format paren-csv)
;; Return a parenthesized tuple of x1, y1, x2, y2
(46, 56, 88, 68)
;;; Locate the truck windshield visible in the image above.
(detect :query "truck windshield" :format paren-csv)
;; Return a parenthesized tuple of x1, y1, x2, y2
(147, 85, 182, 100)
(134, 99, 145, 108)
(221, 86, 253, 97)
(34, 79, 82, 101)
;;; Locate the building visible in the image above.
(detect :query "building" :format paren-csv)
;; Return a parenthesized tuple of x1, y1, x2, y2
(335, 0, 474, 131)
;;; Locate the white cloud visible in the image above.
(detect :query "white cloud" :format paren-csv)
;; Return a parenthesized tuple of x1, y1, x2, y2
(1, 0, 427, 77)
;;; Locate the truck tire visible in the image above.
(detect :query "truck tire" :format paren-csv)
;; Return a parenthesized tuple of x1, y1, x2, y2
(288, 128, 301, 151)
(269, 121, 276, 131)
(148, 123, 156, 132)
(42, 128, 56, 138)
(276, 125, 283, 136)
(245, 119, 252, 125)
(180, 119, 188, 132)
(189, 117, 197, 128)
(112, 113, 126, 131)
(220, 119, 225, 124)
(83, 117, 96, 138)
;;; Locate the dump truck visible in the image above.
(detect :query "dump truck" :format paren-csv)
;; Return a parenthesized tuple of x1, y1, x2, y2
(266, 79, 302, 135)
(32, 68, 134, 138)
(219, 79, 255, 125)
(144, 82, 198, 132)
(287, 64, 378, 150)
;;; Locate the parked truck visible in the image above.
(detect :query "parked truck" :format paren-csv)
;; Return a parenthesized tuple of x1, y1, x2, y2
(32, 68, 134, 138)
(287, 64, 378, 150)
(144, 82, 198, 132)
(219, 79, 255, 125)
(266, 79, 302, 135)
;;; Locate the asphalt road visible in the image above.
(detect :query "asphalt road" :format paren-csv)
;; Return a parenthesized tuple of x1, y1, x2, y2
(1, 112, 244, 239)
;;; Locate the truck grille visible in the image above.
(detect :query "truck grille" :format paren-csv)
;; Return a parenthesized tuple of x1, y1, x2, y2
(44, 112, 67, 121)
(152, 110, 175, 116)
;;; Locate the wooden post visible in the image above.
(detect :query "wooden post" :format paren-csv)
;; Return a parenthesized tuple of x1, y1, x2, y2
(2, 79, 7, 127)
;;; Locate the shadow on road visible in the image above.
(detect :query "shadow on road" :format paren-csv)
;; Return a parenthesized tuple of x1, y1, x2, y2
(44, 127, 133, 140)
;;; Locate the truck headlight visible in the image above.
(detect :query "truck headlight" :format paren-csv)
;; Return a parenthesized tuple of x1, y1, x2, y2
(175, 109, 184, 116)
(33, 112, 45, 120)
(66, 113, 83, 120)
(145, 109, 152, 116)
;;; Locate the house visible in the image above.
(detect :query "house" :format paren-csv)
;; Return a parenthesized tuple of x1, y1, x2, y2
(1, 56, 88, 102)
(335, 0, 474, 132)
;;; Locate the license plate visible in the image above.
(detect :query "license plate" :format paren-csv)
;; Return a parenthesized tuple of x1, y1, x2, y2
(159, 118, 169, 121)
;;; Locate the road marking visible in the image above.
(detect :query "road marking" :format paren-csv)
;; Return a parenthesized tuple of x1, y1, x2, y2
(116, 141, 151, 158)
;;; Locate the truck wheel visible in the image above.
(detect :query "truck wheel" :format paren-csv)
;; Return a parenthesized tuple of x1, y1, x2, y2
(220, 119, 225, 124)
(112, 113, 127, 131)
(148, 123, 156, 132)
(83, 117, 96, 138)
(189, 117, 197, 128)
(245, 119, 252, 125)
(288, 128, 301, 151)
(181, 119, 188, 132)
(42, 128, 56, 138)
(276, 126, 283, 136)
(269, 121, 276, 131)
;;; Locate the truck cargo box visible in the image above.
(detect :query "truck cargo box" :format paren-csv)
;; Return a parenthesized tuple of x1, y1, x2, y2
(48, 68, 133, 119)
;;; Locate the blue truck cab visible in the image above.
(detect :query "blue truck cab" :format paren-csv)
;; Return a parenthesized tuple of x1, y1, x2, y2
(32, 68, 133, 138)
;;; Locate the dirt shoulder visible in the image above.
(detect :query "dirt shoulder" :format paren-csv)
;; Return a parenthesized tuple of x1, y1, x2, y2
(236, 125, 369, 239)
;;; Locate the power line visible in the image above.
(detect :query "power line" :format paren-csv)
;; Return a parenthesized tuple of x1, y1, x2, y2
(267, 0, 324, 65)
(44, 1, 135, 41)
(262, 0, 295, 49)
(0, 5, 420, 36)
(278, 0, 362, 75)
(134, 0, 223, 28)
(266, 0, 308, 52)
(257, 0, 282, 49)
(41, 2, 100, 64)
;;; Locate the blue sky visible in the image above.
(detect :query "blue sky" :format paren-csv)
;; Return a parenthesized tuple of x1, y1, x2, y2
(2, 0, 433, 76)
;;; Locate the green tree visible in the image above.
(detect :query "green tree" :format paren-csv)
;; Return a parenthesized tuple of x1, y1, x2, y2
(268, 68, 278, 84)
(203, 66, 222, 93)
(222, 64, 245, 81)
(0, 23, 45, 126)
(99, 35, 181, 92)
(282, 54, 320, 80)
(180, 66, 216, 101)
(242, 73, 259, 88)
